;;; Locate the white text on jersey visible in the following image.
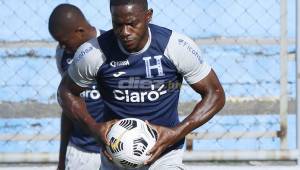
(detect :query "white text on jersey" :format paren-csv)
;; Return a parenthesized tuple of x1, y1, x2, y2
(80, 85, 101, 100)
(113, 84, 167, 103)
(110, 60, 130, 67)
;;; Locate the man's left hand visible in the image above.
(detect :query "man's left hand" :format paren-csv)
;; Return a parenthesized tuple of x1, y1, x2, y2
(144, 121, 180, 165)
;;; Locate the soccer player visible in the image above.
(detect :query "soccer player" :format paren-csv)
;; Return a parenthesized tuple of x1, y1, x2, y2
(58, 0, 225, 169)
(48, 4, 105, 170)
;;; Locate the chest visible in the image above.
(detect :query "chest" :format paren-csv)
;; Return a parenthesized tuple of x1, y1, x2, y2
(98, 53, 182, 103)
(99, 52, 178, 86)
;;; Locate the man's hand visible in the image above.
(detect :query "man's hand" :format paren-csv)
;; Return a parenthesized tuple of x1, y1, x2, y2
(102, 148, 114, 161)
(144, 121, 180, 165)
(91, 119, 119, 145)
(96, 119, 119, 162)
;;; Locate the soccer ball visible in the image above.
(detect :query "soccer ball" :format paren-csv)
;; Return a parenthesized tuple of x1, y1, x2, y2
(106, 118, 157, 169)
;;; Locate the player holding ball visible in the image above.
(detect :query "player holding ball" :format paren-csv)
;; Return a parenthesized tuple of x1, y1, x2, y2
(58, 0, 225, 169)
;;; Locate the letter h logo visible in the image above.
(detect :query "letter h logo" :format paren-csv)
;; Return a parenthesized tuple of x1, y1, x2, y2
(143, 55, 165, 78)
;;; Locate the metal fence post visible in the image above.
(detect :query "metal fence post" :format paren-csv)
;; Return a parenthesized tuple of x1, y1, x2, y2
(279, 0, 288, 150)
(296, 0, 300, 165)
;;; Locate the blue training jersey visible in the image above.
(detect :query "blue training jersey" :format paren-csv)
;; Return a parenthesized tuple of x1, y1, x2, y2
(55, 29, 105, 153)
(69, 24, 212, 152)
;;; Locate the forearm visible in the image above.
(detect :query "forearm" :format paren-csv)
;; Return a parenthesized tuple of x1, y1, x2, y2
(176, 70, 225, 140)
(176, 89, 225, 139)
(58, 113, 72, 169)
(60, 90, 98, 134)
(58, 75, 98, 135)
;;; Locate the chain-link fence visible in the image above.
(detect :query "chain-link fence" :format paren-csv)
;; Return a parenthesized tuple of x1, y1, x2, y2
(0, 0, 298, 163)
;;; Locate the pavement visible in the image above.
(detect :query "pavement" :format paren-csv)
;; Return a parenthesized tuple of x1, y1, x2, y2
(0, 165, 300, 170)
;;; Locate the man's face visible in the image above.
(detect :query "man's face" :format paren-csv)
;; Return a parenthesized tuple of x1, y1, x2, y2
(111, 4, 151, 53)
(54, 31, 82, 53)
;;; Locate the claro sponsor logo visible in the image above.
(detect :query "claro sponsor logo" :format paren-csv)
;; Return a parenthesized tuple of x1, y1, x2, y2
(113, 84, 167, 103)
(66, 58, 73, 64)
(80, 85, 101, 100)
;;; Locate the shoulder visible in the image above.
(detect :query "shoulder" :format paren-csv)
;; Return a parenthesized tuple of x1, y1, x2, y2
(99, 29, 106, 35)
(169, 31, 195, 46)
(55, 45, 64, 58)
(97, 29, 115, 45)
(97, 29, 119, 57)
(164, 31, 211, 84)
(149, 24, 173, 52)
(55, 46, 66, 75)
(167, 31, 201, 58)
(55, 45, 65, 63)
(68, 37, 106, 86)
(150, 24, 172, 36)
(73, 37, 103, 65)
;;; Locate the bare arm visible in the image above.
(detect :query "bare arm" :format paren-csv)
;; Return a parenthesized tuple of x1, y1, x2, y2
(146, 69, 225, 164)
(55, 47, 72, 170)
(176, 69, 225, 138)
(57, 112, 72, 170)
(58, 74, 95, 131)
(58, 73, 116, 144)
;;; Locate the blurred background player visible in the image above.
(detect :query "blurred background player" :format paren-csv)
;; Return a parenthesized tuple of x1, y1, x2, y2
(58, 0, 225, 169)
(48, 4, 105, 170)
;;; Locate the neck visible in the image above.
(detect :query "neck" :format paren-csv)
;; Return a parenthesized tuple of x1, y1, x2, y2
(137, 29, 149, 51)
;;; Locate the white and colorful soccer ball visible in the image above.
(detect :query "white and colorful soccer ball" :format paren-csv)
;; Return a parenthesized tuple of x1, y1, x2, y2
(106, 118, 157, 169)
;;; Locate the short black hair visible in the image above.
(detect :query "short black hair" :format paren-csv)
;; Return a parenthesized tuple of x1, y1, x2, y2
(110, 0, 148, 10)
(48, 3, 87, 37)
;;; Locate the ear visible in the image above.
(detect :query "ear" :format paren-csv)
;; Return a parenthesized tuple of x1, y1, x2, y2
(146, 9, 153, 23)
(75, 27, 85, 37)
